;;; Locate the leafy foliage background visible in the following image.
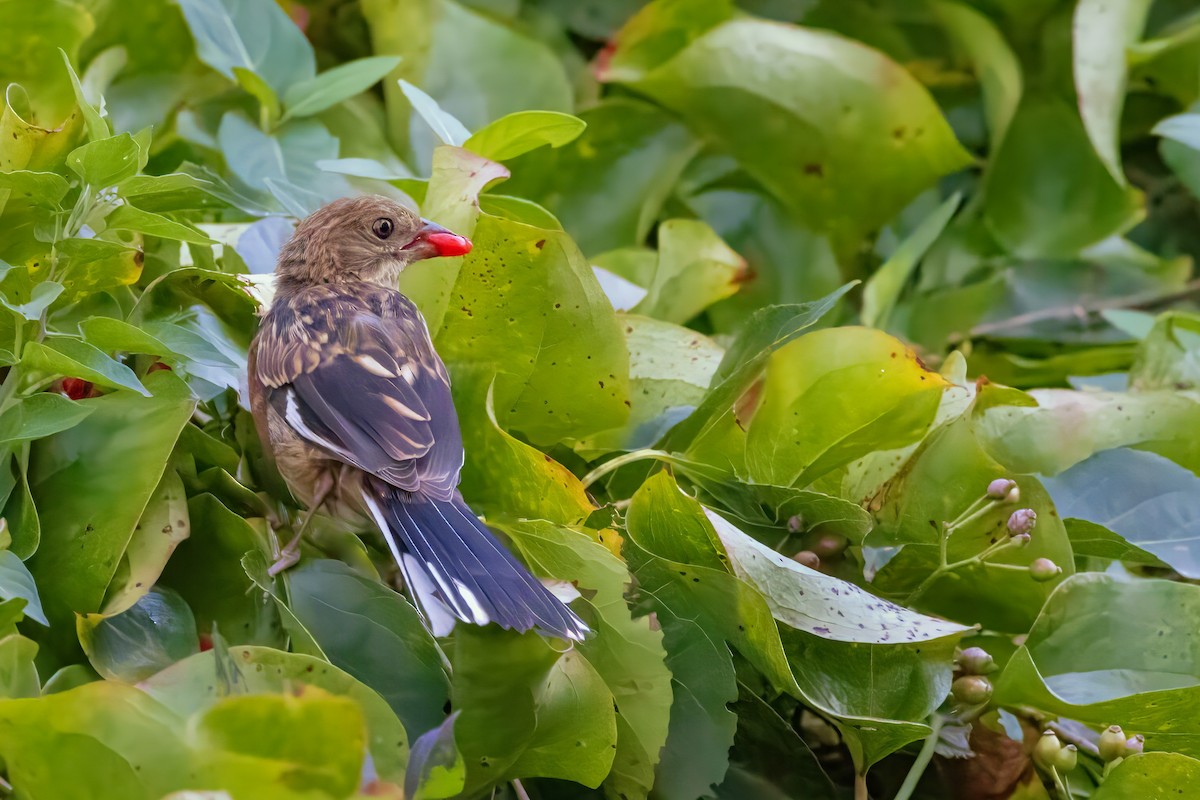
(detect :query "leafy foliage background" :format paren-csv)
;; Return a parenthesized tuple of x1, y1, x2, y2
(0, 0, 1198, 798)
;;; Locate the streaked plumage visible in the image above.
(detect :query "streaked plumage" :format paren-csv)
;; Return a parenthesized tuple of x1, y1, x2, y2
(248, 196, 589, 641)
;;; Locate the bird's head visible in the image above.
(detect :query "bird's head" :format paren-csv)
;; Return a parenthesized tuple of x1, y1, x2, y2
(275, 195, 472, 289)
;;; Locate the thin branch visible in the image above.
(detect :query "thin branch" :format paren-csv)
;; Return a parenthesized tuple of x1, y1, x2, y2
(953, 277, 1200, 343)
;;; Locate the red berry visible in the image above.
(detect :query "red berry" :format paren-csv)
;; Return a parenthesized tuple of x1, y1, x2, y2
(198, 633, 213, 652)
(61, 377, 94, 400)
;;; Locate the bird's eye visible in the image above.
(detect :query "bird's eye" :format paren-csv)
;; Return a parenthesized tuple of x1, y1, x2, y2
(372, 217, 395, 240)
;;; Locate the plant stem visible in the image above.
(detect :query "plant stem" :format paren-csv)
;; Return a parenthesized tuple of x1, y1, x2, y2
(854, 773, 868, 800)
(906, 536, 1022, 604)
(580, 448, 671, 489)
(894, 715, 944, 800)
(511, 779, 532, 800)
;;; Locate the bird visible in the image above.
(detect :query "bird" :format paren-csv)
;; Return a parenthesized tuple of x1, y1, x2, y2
(247, 195, 590, 642)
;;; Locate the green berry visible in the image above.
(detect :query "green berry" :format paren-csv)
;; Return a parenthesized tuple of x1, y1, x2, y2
(957, 646, 997, 675)
(792, 550, 820, 570)
(1125, 734, 1145, 756)
(1098, 725, 1127, 762)
(1054, 744, 1078, 772)
(952, 674, 992, 705)
(1029, 558, 1062, 582)
(1033, 731, 1063, 769)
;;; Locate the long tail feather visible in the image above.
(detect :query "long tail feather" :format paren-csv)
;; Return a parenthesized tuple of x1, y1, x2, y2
(362, 486, 589, 641)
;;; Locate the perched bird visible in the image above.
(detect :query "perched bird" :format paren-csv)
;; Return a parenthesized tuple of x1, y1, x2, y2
(248, 195, 589, 642)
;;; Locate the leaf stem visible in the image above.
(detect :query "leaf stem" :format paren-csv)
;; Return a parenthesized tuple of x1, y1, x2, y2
(580, 448, 671, 489)
(854, 773, 868, 800)
(894, 715, 944, 800)
(906, 536, 1023, 604)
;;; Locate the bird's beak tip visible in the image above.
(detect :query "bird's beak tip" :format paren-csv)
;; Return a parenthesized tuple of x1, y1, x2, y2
(415, 219, 473, 258)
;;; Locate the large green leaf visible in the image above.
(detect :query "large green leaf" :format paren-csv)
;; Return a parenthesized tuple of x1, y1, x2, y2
(1073, 0, 1153, 184)
(281, 55, 401, 121)
(141, 645, 410, 784)
(449, 626, 616, 794)
(994, 574, 1200, 756)
(626, 473, 940, 776)
(27, 371, 194, 653)
(1043, 447, 1200, 578)
(503, 99, 700, 255)
(434, 213, 630, 445)
(500, 519, 672, 800)
(175, 0, 315, 95)
(1091, 753, 1200, 797)
(607, 2, 972, 254)
(982, 95, 1143, 258)
(22, 339, 149, 396)
(464, 110, 586, 162)
(286, 559, 449, 738)
(742, 327, 947, 487)
(0, 549, 46, 626)
(0, 393, 94, 446)
(78, 586, 199, 682)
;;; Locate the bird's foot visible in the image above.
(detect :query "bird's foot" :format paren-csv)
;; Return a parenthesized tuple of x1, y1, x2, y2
(267, 533, 303, 576)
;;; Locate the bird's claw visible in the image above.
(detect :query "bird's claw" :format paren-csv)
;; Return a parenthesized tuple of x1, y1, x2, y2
(267, 534, 303, 576)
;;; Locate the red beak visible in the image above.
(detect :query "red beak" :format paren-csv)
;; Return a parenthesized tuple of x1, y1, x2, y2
(408, 219, 472, 258)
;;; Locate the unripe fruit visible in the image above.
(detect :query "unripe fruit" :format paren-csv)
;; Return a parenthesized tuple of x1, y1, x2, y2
(1033, 731, 1063, 769)
(1029, 558, 1062, 582)
(1054, 744, 1078, 772)
(987, 478, 1017, 500)
(1098, 725, 1127, 762)
(952, 674, 992, 705)
(1125, 734, 1145, 756)
(792, 550, 820, 570)
(810, 534, 847, 559)
(957, 646, 997, 675)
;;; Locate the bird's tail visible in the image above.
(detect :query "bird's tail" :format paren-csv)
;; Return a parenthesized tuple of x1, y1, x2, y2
(362, 486, 589, 641)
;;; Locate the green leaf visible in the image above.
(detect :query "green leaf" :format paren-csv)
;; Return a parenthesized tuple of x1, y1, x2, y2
(631, 219, 744, 325)
(1073, 0, 1153, 184)
(101, 469, 190, 616)
(282, 55, 401, 120)
(0, 392, 95, 445)
(105, 204, 216, 245)
(66, 132, 140, 187)
(175, 0, 316, 95)
(0, 550, 47, 626)
(608, 5, 972, 255)
(625, 473, 935, 775)
(0, 169, 70, 207)
(499, 519, 672, 800)
(158, 495, 282, 648)
(78, 586, 199, 682)
(742, 327, 947, 487)
(1092, 753, 1200, 797)
(400, 79, 470, 146)
(141, 645, 410, 783)
(450, 626, 616, 794)
(503, 99, 700, 255)
(976, 389, 1200, 476)
(215, 112, 343, 211)
(287, 559, 450, 737)
(22, 338, 149, 396)
(55, 237, 143, 299)
(705, 509, 969, 643)
(453, 369, 595, 525)
(0, 280, 63, 320)
(405, 712, 464, 800)
(80, 316, 174, 360)
(1129, 311, 1200, 391)
(931, 2, 1021, 153)
(59, 47, 107, 141)
(664, 283, 855, 453)
(994, 574, 1200, 756)
(0, 633, 40, 698)
(1043, 448, 1200, 578)
(434, 213, 631, 446)
(464, 110, 586, 161)
(193, 690, 366, 797)
(27, 371, 195, 649)
(233, 66, 280, 126)
(576, 315, 724, 453)
(862, 193, 961, 330)
(983, 95, 1143, 258)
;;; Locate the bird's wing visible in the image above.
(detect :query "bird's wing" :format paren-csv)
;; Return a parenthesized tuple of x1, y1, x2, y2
(254, 286, 461, 500)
